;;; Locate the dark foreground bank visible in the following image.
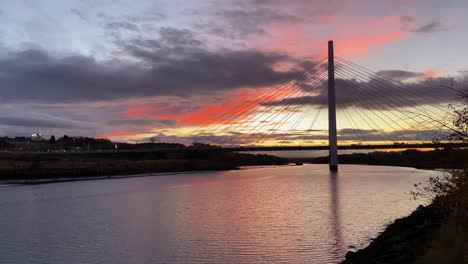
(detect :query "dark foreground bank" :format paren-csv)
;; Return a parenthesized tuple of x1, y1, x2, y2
(0, 150, 286, 183)
(335, 149, 468, 263)
(342, 202, 468, 264)
(301, 149, 466, 169)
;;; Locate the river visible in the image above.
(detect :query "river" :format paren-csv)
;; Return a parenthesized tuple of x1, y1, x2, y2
(0, 164, 439, 263)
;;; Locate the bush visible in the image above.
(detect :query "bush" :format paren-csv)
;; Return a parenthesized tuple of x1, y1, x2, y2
(411, 165, 468, 219)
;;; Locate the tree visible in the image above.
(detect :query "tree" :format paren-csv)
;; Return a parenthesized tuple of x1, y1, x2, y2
(0, 139, 11, 149)
(412, 87, 468, 219)
(448, 89, 468, 143)
(49, 135, 56, 145)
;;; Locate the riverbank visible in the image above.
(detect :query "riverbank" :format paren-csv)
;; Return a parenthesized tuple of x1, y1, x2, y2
(0, 150, 287, 183)
(339, 149, 468, 264)
(342, 202, 468, 263)
(300, 149, 466, 170)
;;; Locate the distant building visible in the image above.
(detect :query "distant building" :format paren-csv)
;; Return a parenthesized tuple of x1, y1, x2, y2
(31, 133, 45, 142)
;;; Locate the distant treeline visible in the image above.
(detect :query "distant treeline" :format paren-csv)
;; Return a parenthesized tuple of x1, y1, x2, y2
(0, 135, 213, 152)
(305, 149, 467, 169)
(0, 148, 286, 181)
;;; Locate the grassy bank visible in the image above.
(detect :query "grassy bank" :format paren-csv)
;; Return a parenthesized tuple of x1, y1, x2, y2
(0, 150, 286, 182)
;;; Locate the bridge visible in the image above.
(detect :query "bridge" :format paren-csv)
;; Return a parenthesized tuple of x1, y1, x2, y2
(179, 41, 461, 171)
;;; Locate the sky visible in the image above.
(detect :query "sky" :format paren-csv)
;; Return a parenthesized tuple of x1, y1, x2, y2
(0, 0, 467, 145)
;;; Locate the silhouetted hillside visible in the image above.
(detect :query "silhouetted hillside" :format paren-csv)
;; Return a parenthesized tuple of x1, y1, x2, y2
(305, 149, 466, 169)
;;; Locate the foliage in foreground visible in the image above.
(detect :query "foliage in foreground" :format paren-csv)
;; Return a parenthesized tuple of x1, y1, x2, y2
(411, 165, 468, 219)
(412, 88, 468, 219)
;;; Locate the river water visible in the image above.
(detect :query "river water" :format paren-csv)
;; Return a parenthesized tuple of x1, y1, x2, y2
(0, 164, 439, 263)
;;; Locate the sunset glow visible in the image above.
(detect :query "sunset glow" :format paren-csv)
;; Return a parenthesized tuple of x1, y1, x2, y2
(0, 0, 466, 146)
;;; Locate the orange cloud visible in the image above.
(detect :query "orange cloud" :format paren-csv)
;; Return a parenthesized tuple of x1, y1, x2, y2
(257, 14, 407, 59)
(334, 30, 405, 57)
(424, 69, 438, 78)
(181, 85, 301, 126)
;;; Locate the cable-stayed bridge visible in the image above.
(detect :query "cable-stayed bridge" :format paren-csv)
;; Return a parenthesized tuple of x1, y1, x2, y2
(185, 41, 464, 171)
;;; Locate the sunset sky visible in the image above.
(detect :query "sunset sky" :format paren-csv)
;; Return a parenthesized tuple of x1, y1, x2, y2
(0, 0, 467, 145)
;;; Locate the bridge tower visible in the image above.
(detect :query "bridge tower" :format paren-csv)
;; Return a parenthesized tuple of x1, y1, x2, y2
(328, 40, 338, 171)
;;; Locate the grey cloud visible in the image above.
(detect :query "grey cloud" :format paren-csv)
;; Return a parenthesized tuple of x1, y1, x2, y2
(261, 96, 323, 107)
(339, 128, 379, 135)
(124, 12, 165, 23)
(105, 21, 140, 32)
(147, 127, 450, 146)
(0, 116, 87, 129)
(376, 70, 424, 81)
(98, 9, 164, 35)
(412, 19, 447, 33)
(401, 16, 449, 34)
(0, 29, 307, 103)
(70, 8, 87, 21)
(108, 119, 177, 127)
(336, 129, 451, 142)
(158, 27, 203, 46)
(97, 11, 164, 23)
(195, 5, 299, 39)
(262, 73, 463, 110)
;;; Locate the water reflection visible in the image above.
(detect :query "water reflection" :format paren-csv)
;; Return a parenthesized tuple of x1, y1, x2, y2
(329, 171, 345, 260)
(0, 165, 439, 264)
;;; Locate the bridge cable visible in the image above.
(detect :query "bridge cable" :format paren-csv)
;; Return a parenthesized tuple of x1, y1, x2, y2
(335, 62, 453, 140)
(200, 63, 328, 145)
(190, 57, 328, 143)
(335, 69, 438, 142)
(237, 71, 328, 146)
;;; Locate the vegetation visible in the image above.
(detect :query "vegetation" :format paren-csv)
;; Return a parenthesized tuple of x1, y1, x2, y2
(0, 135, 189, 152)
(306, 148, 465, 169)
(448, 88, 468, 143)
(411, 88, 467, 219)
(343, 88, 468, 264)
(411, 167, 468, 219)
(0, 150, 286, 182)
(0, 135, 287, 183)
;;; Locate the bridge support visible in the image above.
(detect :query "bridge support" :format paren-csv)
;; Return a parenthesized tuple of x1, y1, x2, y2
(328, 40, 338, 171)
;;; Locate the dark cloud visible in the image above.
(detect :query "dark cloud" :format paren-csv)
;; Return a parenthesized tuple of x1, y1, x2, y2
(262, 72, 463, 110)
(261, 96, 324, 107)
(376, 70, 424, 81)
(108, 119, 177, 127)
(413, 19, 448, 33)
(0, 116, 87, 129)
(158, 27, 202, 46)
(0, 28, 307, 103)
(401, 16, 448, 34)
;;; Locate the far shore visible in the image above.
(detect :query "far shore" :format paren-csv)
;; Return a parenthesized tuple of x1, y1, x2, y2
(1, 148, 465, 186)
(1, 164, 297, 186)
(295, 148, 466, 170)
(0, 149, 288, 185)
